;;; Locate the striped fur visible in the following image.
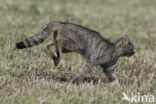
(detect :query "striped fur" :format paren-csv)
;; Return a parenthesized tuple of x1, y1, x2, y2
(16, 22, 57, 49)
(16, 21, 135, 83)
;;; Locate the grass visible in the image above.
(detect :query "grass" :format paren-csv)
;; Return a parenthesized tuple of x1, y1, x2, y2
(0, 0, 156, 104)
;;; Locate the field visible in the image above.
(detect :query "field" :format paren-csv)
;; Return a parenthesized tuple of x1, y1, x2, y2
(0, 0, 156, 104)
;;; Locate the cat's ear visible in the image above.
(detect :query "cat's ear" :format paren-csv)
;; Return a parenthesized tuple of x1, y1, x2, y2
(123, 34, 129, 46)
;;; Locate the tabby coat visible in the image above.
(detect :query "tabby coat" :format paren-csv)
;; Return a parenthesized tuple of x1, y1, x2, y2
(16, 22, 135, 83)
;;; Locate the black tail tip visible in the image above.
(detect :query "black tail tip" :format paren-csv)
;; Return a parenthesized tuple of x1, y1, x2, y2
(15, 42, 26, 49)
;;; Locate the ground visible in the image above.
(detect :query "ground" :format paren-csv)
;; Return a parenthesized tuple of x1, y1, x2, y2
(0, 0, 155, 104)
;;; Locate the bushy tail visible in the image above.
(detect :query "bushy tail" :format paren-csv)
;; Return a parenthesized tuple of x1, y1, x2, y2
(16, 24, 54, 49)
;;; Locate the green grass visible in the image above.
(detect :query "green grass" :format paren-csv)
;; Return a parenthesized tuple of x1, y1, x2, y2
(0, 0, 156, 104)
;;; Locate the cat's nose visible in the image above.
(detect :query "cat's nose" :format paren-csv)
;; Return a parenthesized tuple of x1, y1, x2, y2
(131, 50, 135, 55)
(129, 50, 135, 56)
(127, 50, 135, 57)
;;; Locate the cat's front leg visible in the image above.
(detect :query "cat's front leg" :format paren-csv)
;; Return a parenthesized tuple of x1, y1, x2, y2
(101, 64, 119, 85)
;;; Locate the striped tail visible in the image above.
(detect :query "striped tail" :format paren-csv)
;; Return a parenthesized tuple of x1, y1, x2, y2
(16, 24, 53, 49)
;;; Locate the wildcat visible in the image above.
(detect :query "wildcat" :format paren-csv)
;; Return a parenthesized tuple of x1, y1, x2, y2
(16, 21, 135, 83)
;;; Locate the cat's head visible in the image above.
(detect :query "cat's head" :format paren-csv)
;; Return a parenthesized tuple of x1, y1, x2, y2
(114, 35, 135, 57)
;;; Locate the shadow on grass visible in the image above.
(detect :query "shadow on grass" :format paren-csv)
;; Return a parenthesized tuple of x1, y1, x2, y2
(56, 76, 108, 85)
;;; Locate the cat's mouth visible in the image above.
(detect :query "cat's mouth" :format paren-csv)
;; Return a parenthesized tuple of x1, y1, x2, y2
(125, 50, 135, 57)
